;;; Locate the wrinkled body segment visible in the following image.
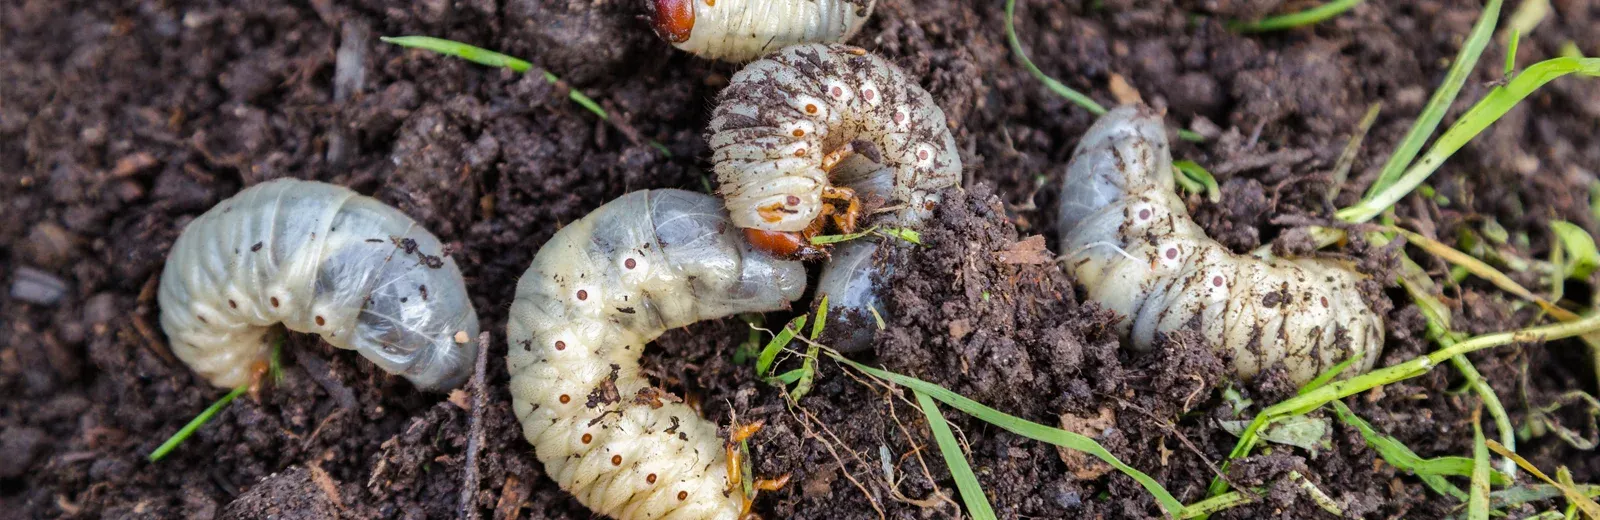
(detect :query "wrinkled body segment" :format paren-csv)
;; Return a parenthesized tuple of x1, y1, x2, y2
(507, 190, 806, 520)
(1056, 106, 1383, 385)
(650, 0, 876, 62)
(158, 178, 480, 391)
(709, 43, 962, 350)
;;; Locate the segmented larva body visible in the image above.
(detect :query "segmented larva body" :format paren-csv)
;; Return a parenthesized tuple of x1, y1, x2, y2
(507, 189, 806, 520)
(1056, 106, 1383, 385)
(709, 43, 961, 349)
(158, 178, 481, 391)
(649, 0, 876, 62)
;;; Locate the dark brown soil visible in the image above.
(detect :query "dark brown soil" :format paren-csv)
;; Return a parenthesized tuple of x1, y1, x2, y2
(4, 0, 1599, 519)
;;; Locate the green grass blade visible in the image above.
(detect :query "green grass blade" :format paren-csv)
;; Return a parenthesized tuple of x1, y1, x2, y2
(811, 295, 830, 340)
(381, 36, 533, 72)
(1341, 56, 1600, 223)
(1470, 411, 1492, 520)
(1180, 491, 1256, 518)
(877, 227, 924, 246)
(1359, 0, 1502, 203)
(811, 226, 878, 245)
(381, 36, 674, 157)
(914, 390, 997, 520)
(1173, 161, 1221, 203)
(1298, 355, 1360, 395)
(1227, 0, 1365, 33)
(1004, 0, 1104, 116)
(830, 352, 1183, 515)
(148, 385, 249, 462)
(1505, 29, 1521, 77)
(1004, 0, 1204, 142)
(1550, 221, 1600, 279)
(755, 315, 806, 377)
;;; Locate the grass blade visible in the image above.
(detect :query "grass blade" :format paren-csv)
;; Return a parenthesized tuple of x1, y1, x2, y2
(914, 390, 997, 520)
(148, 385, 248, 462)
(1003, 0, 1203, 142)
(380, 36, 672, 156)
(1358, 0, 1502, 205)
(1341, 56, 1600, 223)
(829, 352, 1183, 515)
(1004, 0, 1103, 116)
(1227, 0, 1365, 33)
(1173, 160, 1221, 203)
(1470, 410, 1491, 520)
(755, 315, 806, 377)
(1328, 102, 1383, 201)
(1487, 440, 1600, 517)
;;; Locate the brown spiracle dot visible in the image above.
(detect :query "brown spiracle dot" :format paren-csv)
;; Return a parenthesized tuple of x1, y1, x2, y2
(917, 149, 929, 160)
(647, 473, 658, 484)
(611, 454, 623, 466)
(1321, 296, 1330, 308)
(576, 290, 588, 301)
(559, 394, 571, 404)
(555, 340, 567, 351)
(228, 299, 238, 309)
(786, 195, 800, 206)
(677, 491, 689, 501)
(197, 315, 208, 324)
(804, 104, 818, 114)
(270, 297, 280, 308)
(315, 316, 325, 326)
(863, 89, 875, 101)
(1212, 276, 1224, 287)
(624, 258, 637, 269)
(830, 86, 843, 97)
(581, 433, 593, 444)
(792, 129, 805, 137)
(1139, 208, 1152, 220)
(1165, 248, 1178, 259)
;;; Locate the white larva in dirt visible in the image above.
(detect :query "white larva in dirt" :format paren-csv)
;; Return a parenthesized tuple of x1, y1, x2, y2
(158, 178, 481, 391)
(1056, 105, 1383, 385)
(507, 189, 806, 520)
(648, 0, 876, 62)
(708, 42, 962, 350)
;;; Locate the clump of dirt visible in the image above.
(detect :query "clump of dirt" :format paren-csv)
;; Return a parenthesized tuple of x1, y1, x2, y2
(4, 0, 1600, 518)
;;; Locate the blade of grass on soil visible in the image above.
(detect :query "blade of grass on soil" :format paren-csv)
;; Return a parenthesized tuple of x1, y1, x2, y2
(755, 315, 806, 377)
(1388, 236, 1519, 477)
(1173, 160, 1221, 203)
(1226, 0, 1366, 33)
(1207, 313, 1600, 498)
(1354, 0, 1502, 208)
(828, 351, 1184, 516)
(147, 384, 248, 462)
(380, 36, 672, 156)
(1340, 55, 1600, 223)
(1488, 440, 1600, 517)
(149, 339, 283, 462)
(914, 390, 997, 520)
(1004, 0, 1204, 143)
(1469, 410, 1491, 520)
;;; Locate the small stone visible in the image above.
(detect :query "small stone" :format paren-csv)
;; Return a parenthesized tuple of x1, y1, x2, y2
(10, 266, 68, 306)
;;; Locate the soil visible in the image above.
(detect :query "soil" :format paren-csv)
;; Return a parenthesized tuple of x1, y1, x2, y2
(3, 0, 1599, 519)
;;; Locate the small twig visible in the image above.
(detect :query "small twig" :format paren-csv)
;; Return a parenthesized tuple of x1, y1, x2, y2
(459, 331, 490, 520)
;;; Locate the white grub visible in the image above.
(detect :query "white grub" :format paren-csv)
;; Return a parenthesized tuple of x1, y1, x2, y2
(158, 178, 480, 390)
(709, 43, 961, 351)
(1057, 105, 1383, 385)
(507, 189, 805, 520)
(649, 0, 876, 62)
